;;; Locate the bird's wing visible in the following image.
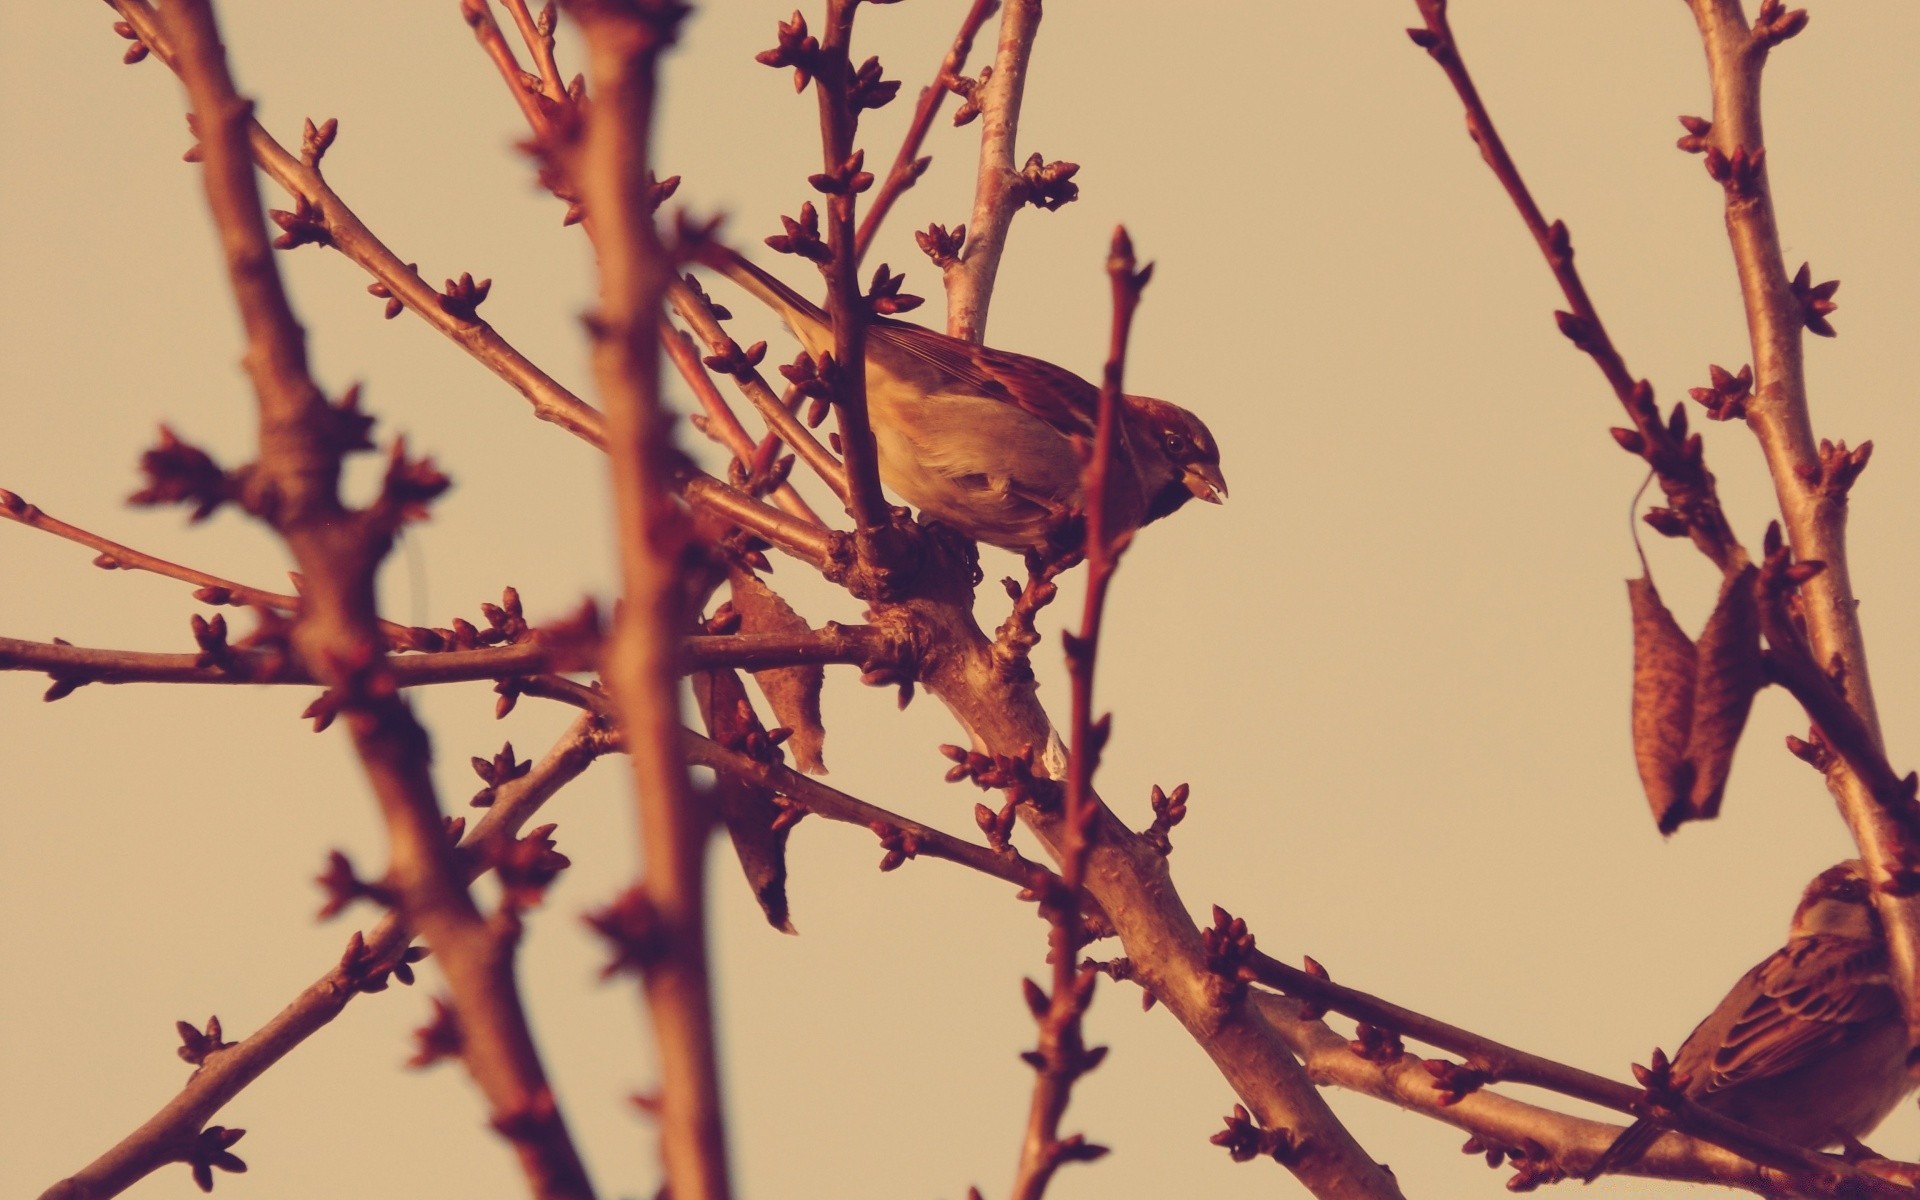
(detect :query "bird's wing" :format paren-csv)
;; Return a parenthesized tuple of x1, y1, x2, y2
(871, 318, 1101, 439)
(1689, 937, 1896, 1097)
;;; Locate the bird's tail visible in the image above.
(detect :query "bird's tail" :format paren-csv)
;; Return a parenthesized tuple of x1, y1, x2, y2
(1580, 1117, 1660, 1183)
(688, 242, 830, 336)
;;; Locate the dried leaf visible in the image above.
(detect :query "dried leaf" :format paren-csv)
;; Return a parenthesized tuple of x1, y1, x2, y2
(690, 667, 795, 933)
(1685, 566, 1764, 820)
(1628, 574, 1697, 832)
(729, 568, 827, 774)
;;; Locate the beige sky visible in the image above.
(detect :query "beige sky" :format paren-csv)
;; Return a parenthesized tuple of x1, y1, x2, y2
(5, 2, 1920, 1198)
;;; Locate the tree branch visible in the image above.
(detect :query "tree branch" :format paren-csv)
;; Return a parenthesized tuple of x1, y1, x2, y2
(1681, 0, 1920, 1052)
(160, 4, 595, 1195)
(563, 5, 731, 1200)
(37, 715, 612, 1200)
(944, 0, 1039, 343)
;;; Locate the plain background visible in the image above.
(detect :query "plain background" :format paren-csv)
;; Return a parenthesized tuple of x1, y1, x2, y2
(5, 2, 1920, 1197)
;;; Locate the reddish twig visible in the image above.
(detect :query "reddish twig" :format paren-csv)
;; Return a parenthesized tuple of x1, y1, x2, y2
(110, 0, 606, 448)
(1407, 0, 1742, 574)
(810, 0, 890, 537)
(945, 0, 1040, 343)
(1246, 954, 1910, 1195)
(682, 730, 1079, 903)
(501, 0, 568, 103)
(661, 322, 824, 524)
(1004, 228, 1149, 1200)
(38, 716, 612, 1200)
(664, 278, 848, 502)
(562, 5, 731, 1200)
(853, 0, 999, 264)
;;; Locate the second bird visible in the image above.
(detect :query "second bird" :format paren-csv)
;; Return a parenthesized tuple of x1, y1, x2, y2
(692, 245, 1226, 553)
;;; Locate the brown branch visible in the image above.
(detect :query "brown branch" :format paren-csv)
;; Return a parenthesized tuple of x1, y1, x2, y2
(462, 0, 552, 137)
(0, 634, 586, 691)
(38, 716, 612, 1200)
(811, 0, 889, 534)
(852, 0, 999, 264)
(1248, 993, 1916, 1199)
(680, 470, 833, 567)
(1407, 0, 1742, 573)
(682, 730, 1078, 903)
(159, 5, 595, 1197)
(661, 323, 824, 524)
(1004, 229, 1147, 1200)
(1682, 0, 1920, 1051)
(944, 0, 1040, 343)
(663, 280, 848, 503)
(110, 0, 607, 449)
(683, 624, 895, 672)
(501, 0, 568, 103)
(563, 6, 730, 1200)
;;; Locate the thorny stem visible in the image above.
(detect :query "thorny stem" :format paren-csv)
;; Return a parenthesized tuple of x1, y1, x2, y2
(946, 0, 1040, 343)
(1682, 0, 1920, 1053)
(1408, 0, 1743, 574)
(853, 0, 1000, 264)
(38, 717, 611, 1200)
(160, 4, 596, 1198)
(563, 5, 731, 1200)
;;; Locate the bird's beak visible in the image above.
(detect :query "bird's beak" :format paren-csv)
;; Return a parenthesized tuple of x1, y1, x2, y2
(1182, 463, 1227, 504)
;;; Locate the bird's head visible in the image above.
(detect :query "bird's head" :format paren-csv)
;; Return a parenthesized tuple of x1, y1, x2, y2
(1790, 859, 1879, 942)
(1122, 395, 1226, 523)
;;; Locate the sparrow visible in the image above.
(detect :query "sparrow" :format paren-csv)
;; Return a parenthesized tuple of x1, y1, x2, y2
(1585, 859, 1915, 1179)
(690, 245, 1226, 552)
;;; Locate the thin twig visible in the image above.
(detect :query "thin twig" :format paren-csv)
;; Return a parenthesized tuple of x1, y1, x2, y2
(683, 730, 1074, 901)
(661, 324, 823, 524)
(1005, 229, 1146, 1200)
(110, 0, 607, 448)
(1248, 993, 1917, 1199)
(563, 5, 731, 1200)
(812, 0, 890, 534)
(945, 0, 1040, 343)
(853, 0, 999, 264)
(1407, 0, 1742, 574)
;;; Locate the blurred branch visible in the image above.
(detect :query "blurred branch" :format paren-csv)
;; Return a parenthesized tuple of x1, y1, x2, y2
(160, 4, 596, 1197)
(37, 716, 612, 1200)
(945, 0, 1039, 342)
(1682, 0, 1920, 1052)
(563, 5, 731, 1200)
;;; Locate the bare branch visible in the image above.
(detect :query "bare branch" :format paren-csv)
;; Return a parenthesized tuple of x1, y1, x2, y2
(945, 0, 1040, 343)
(1682, 0, 1920, 1051)
(854, 0, 1000, 263)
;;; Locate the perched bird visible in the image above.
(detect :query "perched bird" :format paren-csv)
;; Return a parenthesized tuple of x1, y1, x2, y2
(691, 246, 1226, 552)
(1586, 859, 1914, 1178)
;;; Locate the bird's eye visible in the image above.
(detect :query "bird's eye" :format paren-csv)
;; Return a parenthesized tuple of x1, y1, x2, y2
(1163, 433, 1188, 457)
